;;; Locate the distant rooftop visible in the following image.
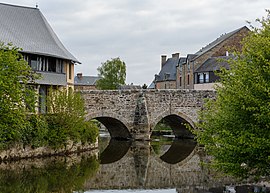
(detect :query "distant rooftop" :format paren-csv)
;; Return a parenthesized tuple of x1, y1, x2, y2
(74, 73, 100, 86)
(192, 26, 248, 61)
(0, 3, 79, 63)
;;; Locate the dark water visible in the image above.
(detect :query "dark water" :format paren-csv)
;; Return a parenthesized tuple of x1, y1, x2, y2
(0, 135, 267, 193)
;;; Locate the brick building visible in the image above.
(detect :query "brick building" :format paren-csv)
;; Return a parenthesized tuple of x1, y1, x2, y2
(152, 26, 250, 90)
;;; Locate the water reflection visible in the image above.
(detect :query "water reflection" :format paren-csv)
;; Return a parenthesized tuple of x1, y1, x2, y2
(100, 139, 132, 164)
(85, 136, 230, 191)
(100, 136, 197, 165)
(0, 152, 99, 193)
(1, 136, 267, 193)
(152, 138, 197, 164)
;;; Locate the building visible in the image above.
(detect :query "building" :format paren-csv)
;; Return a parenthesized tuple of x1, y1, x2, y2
(154, 53, 182, 89)
(0, 3, 79, 112)
(152, 26, 249, 90)
(178, 26, 249, 89)
(193, 56, 231, 90)
(74, 73, 100, 91)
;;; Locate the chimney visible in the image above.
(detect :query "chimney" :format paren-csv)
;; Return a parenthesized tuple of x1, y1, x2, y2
(77, 73, 83, 80)
(161, 55, 167, 68)
(172, 53, 180, 59)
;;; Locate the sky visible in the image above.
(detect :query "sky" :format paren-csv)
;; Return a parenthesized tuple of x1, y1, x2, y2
(2, 0, 270, 85)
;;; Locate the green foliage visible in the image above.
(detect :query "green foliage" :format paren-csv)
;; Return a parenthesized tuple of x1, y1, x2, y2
(96, 57, 126, 90)
(46, 88, 98, 148)
(194, 12, 270, 179)
(0, 155, 99, 193)
(154, 122, 172, 131)
(0, 42, 37, 149)
(21, 114, 49, 148)
(0, 43, 98, 151)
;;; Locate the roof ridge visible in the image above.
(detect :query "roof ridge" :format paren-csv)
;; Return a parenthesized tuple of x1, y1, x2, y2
(192, 26, 248, 60)
(0, 2, 37, 10)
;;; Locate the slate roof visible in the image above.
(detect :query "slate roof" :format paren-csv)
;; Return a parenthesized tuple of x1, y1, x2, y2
(155, 57, 180, 82)
(179, 57, 187, 65)
(192, 26, 248, 61)
(0, 3, 79, 63)
(195, 56, 231, 73)
(74, 75, 101, 86)
(148, 81, 155, 89)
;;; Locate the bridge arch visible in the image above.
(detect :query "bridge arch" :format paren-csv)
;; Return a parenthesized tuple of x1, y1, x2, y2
(151, 111, 195, 139)
(86, 112, 132, 139)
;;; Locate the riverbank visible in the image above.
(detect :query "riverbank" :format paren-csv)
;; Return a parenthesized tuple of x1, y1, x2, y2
(0, 140, 98, 162)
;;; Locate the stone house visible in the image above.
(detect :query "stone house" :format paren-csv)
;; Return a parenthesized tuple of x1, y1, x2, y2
(178, 26, 249, 89)
(0, 3, 79, 112)
(74, 73, 101, 91)
(152, 26, 249, 89)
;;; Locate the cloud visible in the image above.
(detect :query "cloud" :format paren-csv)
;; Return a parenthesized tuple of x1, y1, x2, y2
(2, 0, 270, 85)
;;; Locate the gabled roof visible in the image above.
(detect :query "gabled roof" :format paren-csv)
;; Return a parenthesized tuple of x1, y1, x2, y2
(0, 3, 79, 63)
(74, 75, 101, 86)
(155, 57, 179, 82)
(192, 26, 248, 61)
(195, 56, 232, 73)
(148, 81, 155, 89)
(179, 57, 187, 65)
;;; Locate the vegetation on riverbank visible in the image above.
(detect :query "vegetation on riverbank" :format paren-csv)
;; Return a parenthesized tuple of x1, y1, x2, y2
(194, 12, 270, 180)
(0, 43, 99, 151)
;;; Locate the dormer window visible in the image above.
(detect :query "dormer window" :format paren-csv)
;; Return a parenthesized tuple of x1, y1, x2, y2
(179, 64, 183, 72)
(164, 73, 170, 80)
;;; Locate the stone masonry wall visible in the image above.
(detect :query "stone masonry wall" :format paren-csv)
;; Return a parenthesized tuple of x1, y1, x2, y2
(81, 89, 216, 140)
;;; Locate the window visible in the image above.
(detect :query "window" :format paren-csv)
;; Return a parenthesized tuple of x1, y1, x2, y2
(179, 76, 182, 87)
(30, 55, 38, 71)
(187, 74, 190, 85)
(204, 72, 209, 83)
(198, 73, 204, 83)
(187, 60, 190, 71)
(164, 73, 170, 80)
(197, 72, 209, 83)
(25, 54, 64, 73)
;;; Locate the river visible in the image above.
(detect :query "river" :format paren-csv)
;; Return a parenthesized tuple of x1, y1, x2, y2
(0, 133, 267, 193)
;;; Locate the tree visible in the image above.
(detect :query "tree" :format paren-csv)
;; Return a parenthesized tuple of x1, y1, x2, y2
(96, 57, 126, 90)
(0, 43, 37, 148)
(194, 12, 270, 180)
(142, 84, 148, 89)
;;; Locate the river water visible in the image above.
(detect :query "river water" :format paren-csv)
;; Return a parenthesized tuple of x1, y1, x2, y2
(0, 134, 267, 193)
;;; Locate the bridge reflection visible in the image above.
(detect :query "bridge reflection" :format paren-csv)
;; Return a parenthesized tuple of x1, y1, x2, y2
(100, 139, 132, 164)
(85, 139, 231, 190)
(160, 139, 197, 164)
(99, 137, 196, 165)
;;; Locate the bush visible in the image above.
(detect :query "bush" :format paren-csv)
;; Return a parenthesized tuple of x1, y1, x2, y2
(45, 88, 99, 148)
(20, 114, 49, 148)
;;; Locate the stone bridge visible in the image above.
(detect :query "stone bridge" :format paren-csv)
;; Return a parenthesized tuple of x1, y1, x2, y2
(81, 89, 216, 140)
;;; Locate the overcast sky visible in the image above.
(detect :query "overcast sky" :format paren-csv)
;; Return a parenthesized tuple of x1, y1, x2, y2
(2, 0, 270, 85)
